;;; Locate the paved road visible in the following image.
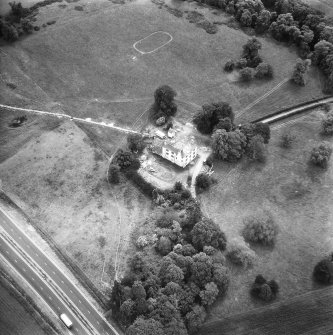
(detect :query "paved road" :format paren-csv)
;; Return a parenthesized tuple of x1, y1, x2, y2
(0, 209, 120, 335)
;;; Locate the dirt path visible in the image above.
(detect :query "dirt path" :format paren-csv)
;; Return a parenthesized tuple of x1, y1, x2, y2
(0, 103, 141, 135)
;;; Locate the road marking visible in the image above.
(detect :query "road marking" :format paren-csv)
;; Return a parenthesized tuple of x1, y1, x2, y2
(61, 280, 64, 284)
(88, 310, 91, 314)
(40, 287, 43, 290)
(27, 245, 30, 248)
(70, 290, 73, 294)
(45, 262, 47, 265)
(6, 251, 9, 254)
(97, 321, 100, 325)
(52, 271, 56, 275)
(14, 259, 17, 263)
(10, 228, 13, 232)
(23, 268, 26, 272)
(19, 236, 22, 239)
(49, 296, 52, 300)
(79, 300, 82, 304)
(32, 277, 35, 281)
(57, 306, 60, 311)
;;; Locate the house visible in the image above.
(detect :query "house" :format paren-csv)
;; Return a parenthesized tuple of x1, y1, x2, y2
(161, 143, 198, 167)
(151, 128, 198, 168)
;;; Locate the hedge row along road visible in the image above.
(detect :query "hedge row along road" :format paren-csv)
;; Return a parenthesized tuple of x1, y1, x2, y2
(0, 208, 120, 335)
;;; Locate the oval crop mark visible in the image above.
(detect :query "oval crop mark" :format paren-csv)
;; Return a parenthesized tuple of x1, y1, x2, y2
(133, 31, 173, 55)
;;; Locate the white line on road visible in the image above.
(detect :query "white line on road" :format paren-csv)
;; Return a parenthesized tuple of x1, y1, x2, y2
(61, 280, 64, 284)
(49, 296, 52, 300)
(40, 287, 43, 290)
(52, 271, 56, 275)
(70, 290, 73, 293)
(6, 251, 9, 254)
(14, 259, 17, 263)
(32, 277, 35, 281)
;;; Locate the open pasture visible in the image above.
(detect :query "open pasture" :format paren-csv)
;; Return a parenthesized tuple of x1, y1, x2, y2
(200, 108, 333, 321)
(0, 0, 326, 132)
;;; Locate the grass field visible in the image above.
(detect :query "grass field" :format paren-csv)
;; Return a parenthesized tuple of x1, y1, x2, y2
(0, 273, 48, 335)
(200, 107, 333, 321)
(199, 286, 333, 335)
(0, 112, 151, 291)
(0, 0, 326, 131)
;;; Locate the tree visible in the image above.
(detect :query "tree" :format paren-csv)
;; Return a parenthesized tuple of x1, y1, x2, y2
(193, 102, 234, 134)
(224, 59, 235, 72)
(163, 264, 184, 285)
(251, 275, 279, 301)
(239, 67, 255, 82)
(242, 37, 262, 60)
(127, 134, 145, 153)
(1, 23, 18, 42)
(132, 281, 147, 300)
(108, 164, 120, 184)
(120, 299, 135, 324)
(255, 62, 273, 79)
(214, 117, 233, 132)
(321, 111, 333, 135)
(191, 218, 227, 251)
(235, 58, 248, 69)
(246, 134, 266, 162)
(255, 9, 272, 33)
(310, 142, 332, 168)
(21, 18, 33, 34)
(226, 241, 256, 268)
(112, 149, 136, 170)
(313, 256, 333, 284)
(254, 122, 271, 143)
(195, 173, 211, 193)
(212, 263, 229, 294)
(126, 317, 166, 335)
(156, 236, 173, 256)
(151, 85, 177, 120)
(242, 212, 278, 245)
(291, 58, 311, 86)
(240, 9, 252, 27)
(199, 282, 219, 306)
(185, 305, 207, 335)
(212, 129, 247, 161)
(280, 131, 296, 148)
(190, 252, 213, 287)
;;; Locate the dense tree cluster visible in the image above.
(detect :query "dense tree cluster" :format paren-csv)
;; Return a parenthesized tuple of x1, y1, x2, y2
(150, 85, 178, 124)
(251, 275, 279, 302)
(193, 102, 234, 134)
(199, 0, 333, 92)
(210, 121, 270, 162)
(225, 38, 273, 82)
(0, 2, 35, 42)
(109, 192, 230, 335)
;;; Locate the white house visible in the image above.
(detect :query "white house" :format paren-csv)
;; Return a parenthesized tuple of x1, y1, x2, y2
(160, 143, 198, 168)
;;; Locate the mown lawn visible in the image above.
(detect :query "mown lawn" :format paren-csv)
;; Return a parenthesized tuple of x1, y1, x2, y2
(200, 107, 333, 321)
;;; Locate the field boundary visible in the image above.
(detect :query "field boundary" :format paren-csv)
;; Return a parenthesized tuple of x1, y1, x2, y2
(133, 31, 173, 55)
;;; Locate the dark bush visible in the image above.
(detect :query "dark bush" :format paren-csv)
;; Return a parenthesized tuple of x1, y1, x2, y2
(195, 173, 211, 193)
(242, 212, 278, 246)
(310, 142, 332, 168)
(224, 59, 235, 72)
(108, 164, 120, 184)
(239, 67, 255, 82)
(251, 275, 279, 301)
(321, 112, 333, 135)
(313, 256, 333, 284)
(280, 132, 296, 148)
